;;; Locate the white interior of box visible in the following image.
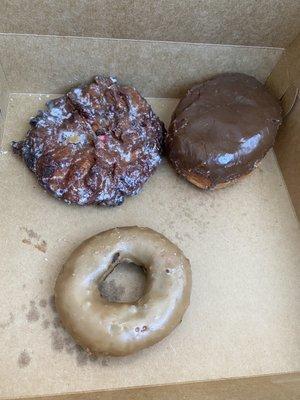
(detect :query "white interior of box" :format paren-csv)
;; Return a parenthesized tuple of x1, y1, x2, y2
(0, 34, 299, 399)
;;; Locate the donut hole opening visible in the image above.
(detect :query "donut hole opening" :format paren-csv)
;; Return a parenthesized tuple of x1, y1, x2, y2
(98, 260, 147, 303)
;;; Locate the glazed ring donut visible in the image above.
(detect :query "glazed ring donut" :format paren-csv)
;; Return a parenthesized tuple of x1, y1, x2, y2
(55, 226, 191, 356)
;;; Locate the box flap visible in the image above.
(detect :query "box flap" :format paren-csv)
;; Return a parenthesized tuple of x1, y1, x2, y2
(0, 0, 299, 47)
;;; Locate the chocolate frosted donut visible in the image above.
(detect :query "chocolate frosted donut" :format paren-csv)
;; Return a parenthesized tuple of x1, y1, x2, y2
(166, 73, 282, 189)
(12, 76, 165, 206)
(55, 227, 191, 356)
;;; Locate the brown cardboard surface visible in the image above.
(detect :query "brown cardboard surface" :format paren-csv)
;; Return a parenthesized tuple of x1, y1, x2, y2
(14, 373, 300, 400)
(286, 34, 300, 88)
(0, 34, 283, 97)
(275, 99, 300, 219)
(281, 85, 299, 117)
(271, 33, 300, 219)
(266, 54, 290, 100)
(0, 62, 8, 142)
(0, 0, 300, 48)
(0, 93, 299, 399)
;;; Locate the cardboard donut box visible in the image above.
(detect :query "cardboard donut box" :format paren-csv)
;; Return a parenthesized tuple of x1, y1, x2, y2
(0, 1, 299, 399)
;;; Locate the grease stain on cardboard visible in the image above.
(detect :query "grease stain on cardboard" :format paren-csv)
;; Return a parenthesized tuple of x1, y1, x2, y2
(26, 300, 40, 322)
(20, 226, 47, 253)
(39, 299, 47, 308)
(0, 312, 14, 329)
(18, 350, 31, 368)
(21, 295, 110, 367)
(98, 279, 125, 303)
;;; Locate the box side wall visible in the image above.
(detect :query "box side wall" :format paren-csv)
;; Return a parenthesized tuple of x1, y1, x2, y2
(0, 61, 8, 145)
(0, 0, 299, 47)
(0, 34, 283, 97)
(270, 33, 300, 219)
(19, 373, 300, 400)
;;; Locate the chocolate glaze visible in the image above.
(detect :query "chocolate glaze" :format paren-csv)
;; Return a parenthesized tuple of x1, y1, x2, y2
(12, 76, 165, 206)
(166, 73, 282, 188)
